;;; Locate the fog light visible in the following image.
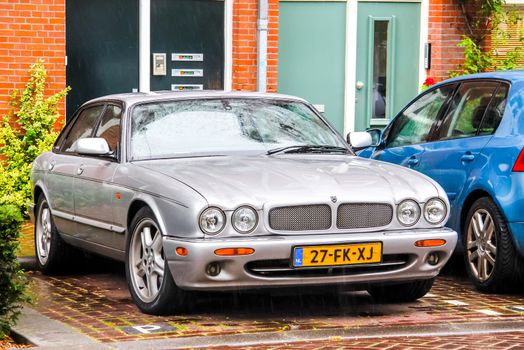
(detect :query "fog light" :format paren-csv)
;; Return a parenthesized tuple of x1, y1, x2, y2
(206, 262, 222, 276)
(427, 253, 440, 266)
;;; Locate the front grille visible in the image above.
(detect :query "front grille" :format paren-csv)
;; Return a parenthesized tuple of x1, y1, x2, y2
(269, 205, 331, 231)
(245, 254, 411, 278)
(337, 203, 393, 229)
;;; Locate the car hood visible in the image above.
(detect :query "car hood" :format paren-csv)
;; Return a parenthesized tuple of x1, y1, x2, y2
(134, 154, 440, 210)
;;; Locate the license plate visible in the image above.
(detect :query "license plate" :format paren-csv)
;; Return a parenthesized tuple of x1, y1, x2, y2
(292, 242, 382, 267)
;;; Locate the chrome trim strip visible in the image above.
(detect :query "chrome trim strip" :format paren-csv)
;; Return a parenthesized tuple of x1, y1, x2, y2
(249, 260, 407, 273)
(52, 209, 126, 233)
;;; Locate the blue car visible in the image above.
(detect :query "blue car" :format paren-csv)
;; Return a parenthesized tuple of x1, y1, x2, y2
(357, 71, 524, 292)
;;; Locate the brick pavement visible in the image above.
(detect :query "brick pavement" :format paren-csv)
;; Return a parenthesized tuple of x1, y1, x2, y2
(26, 268, 524, 344)
(19, 223, 524, 348)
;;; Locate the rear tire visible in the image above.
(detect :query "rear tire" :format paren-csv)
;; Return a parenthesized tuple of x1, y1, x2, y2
(367, 278, 434, 302)
(125, 207, 188, 315)
(34, 194, 76, 275)
(463, 197, 524, 293)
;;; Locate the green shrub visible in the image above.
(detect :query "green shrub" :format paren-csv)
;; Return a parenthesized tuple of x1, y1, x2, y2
(451, 0, 524, 77)
(0, 205, 29, 339)
(0, 60, 69, 216)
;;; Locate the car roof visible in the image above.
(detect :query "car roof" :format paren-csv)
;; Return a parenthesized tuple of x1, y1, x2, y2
(85, 90, 308, 107)
(434, 70, 524, 87)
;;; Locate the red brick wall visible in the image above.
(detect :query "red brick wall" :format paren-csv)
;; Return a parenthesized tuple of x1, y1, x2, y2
(0, 0, 66, 119)
(427, 0, 467, 82)
(0, 0, 278, 124)
(232, 0, 279, 92)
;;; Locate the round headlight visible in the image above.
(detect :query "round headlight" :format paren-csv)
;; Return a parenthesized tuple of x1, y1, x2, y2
(199, 207, 226, 235)
(424, 198, 447, 224)
(397, 200, 421, 226)
(232, 206, 258, 233)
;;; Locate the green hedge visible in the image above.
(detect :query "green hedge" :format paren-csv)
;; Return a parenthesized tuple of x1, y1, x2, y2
(0, 205, 29, 339)
(0, 60, 69, 216)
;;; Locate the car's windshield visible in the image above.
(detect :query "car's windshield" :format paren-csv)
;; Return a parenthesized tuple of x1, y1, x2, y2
(129, 98, 347, 160)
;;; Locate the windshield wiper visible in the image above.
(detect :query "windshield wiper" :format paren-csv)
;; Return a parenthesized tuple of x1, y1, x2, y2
(266, 145, 351, 155)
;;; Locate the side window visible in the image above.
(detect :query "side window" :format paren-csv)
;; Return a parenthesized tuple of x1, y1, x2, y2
(386, 85, 454, 148)
(435, 82, 498, 140)
(478, 84, 508, 136)
(94, 105, 122, 153)
(61, 105, 105, 152)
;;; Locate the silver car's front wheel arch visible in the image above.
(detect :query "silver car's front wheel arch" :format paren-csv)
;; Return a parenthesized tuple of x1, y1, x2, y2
(124, 206, 188, 315)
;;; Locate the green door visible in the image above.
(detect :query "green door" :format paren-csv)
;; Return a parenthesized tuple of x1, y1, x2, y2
(66, 0, 139, 120)
(355, 2, 420, 131)
(278, 1, 346, 133)
(150, 0, 224, 91)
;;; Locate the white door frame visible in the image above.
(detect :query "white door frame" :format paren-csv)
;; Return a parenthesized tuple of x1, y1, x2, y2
(139, 0, 151, 92)
(138, 0, 233, 92)
(343, 0, 429, 135)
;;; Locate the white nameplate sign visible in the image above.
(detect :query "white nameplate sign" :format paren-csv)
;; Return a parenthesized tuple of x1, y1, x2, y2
(171, 84, 204, 91)
(172, 69, 204, 77)
(172, 53, 204, 62)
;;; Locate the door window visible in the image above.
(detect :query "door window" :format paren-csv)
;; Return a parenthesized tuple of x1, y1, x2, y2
(478, 83, 508, 135)
(94, 105, 122, 153)
(385, 85, 454, 148)
(61, 105, 105, 152)
(435, 82, 499, 140)
(372, 20, 389, 120)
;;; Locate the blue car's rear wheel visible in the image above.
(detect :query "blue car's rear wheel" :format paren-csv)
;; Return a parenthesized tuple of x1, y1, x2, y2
(464, 197, 523, 292)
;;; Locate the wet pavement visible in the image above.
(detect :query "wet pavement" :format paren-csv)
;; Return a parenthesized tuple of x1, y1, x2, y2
(17, 223, 524, 349)
(20, 255, 524, 348)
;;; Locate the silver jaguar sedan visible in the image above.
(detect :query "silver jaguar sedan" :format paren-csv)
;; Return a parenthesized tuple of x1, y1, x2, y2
(29, 91, 457, 315)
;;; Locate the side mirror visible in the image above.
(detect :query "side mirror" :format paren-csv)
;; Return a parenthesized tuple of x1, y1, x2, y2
(347, 132, 372, 150)
(72, 138, 112, 156)
(366, 128, 382, 146)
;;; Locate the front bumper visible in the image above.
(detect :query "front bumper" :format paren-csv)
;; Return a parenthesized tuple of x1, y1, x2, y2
(163, 228, 457, 291)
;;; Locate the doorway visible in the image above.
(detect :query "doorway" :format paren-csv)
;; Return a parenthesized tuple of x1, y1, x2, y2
(354, 2, 421, 131)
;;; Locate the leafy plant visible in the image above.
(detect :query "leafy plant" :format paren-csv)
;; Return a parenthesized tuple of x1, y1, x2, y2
(0, 60, 70, 215)
(0, 205, 30, 339)
(451, 0, 524, 76)
(421, 77, 436, 91)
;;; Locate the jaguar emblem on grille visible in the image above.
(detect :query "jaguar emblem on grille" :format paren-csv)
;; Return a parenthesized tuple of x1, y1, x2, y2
(331, 196, 337, 203)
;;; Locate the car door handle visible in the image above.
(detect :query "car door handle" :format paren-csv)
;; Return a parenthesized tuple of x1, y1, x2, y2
(407, 157, 419, 166)
(76, 166, 84, 175)
(48, 161, 55, 171)
(461, 153, 475, 162)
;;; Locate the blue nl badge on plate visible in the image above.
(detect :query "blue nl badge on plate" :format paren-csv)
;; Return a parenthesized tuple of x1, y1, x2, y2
(294, 247, 303, 267)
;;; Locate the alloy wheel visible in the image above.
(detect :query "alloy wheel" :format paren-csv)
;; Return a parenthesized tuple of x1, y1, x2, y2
(466, 209, 497, 282)
(36, 201, 52, 265)
(129, 219, 165, 303)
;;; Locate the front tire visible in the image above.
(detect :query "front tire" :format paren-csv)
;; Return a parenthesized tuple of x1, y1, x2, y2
(463, 197, 523, 292)
(367, 279, 434, 303)
(34, 194, 76, 274)
(125, 207, 187, 315)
